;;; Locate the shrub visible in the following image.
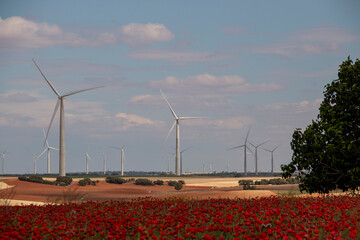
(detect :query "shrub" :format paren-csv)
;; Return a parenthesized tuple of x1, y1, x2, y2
(78, 179, 87, 186)
(168, 180, 177, 186)
(174, 182, 183, 190)
(135, 179, 154, 186)
(105, 176, 126, 184)
(178, 180, 185, 185)
(154, 180, 164, 185)
(255, 179, 269, 185)
(238, 180, 253, 186)
(243, 185, 256, 190)
(269, 178, 288, 185)
(55, 176, 73, 186)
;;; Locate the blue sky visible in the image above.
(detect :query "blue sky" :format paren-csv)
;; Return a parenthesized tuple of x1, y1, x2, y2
(1, 1, 359, 174)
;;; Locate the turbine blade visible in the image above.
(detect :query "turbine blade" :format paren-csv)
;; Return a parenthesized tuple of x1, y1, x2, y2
(44, 99, 60, 146)
(179, 117, 206, 120)
(62, 86, 105, 98)
(42, 129, 50, 148)
(181, 146, 191, 153)
(257, 139, 270, 148)
(38, 148, 47, 158)
(110, 147, 122, 150)
(245, 126, 251, 142)
(49, 147, 59, 151)
(227, 145, 245, 151)
(273, 144, 280, 151)
(162, 120, 176, 150)
(246, 145, 254, 154)
(262, 148, 271, 152)
(160, 89, 178, 119)
(247, 140, 255, 148)
(32, 59, 61, 97)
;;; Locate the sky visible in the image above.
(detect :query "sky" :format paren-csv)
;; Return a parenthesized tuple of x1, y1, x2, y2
(1, 1, 360, 175)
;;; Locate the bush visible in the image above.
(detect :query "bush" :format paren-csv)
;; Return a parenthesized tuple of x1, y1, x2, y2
(243, 185, 256, 190)
(269, 178, 288, 185)
(78, 179, 87, 186)
(174, 182, 183, 190)
(168, 180, 177, 186)
(178, 180, 185, 185)
(238, 180, 253, 186)
(105, 176, 126, 184)
(154, 180, 164, 185)
(255, 179, 269, 185)
(135, 179, 154, 186)
(55, 176, 73, 186)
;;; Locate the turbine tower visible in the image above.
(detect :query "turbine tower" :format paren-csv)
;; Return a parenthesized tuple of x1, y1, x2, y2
(248, 139, 269, 175)
(33, 153, 39, 174)
(111, 145, 125, 176)
(228, 127, 253, 176)
(38, 129, 58, 174)
(160, 90, 204, 176)
(85, 153, 91, 175)
(103, 153, 107, 175)
(33, 59, 104, 176)
(263, 145, 280, 173)
(180, 147, 191, 175)
(0, 151, 7, 175)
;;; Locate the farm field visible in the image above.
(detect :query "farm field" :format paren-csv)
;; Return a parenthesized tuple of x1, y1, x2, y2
(1, 195, 360, 239)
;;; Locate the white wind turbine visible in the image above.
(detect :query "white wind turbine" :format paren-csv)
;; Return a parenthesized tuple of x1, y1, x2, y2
(160, 90, 205, 176)
(111, 145, 125, 176)
(1, 150, 8, 175)
(33, 59, 104, 176)
(228, 127, 253, 176)
(263, 145, 280, 173)
(38, 129, 58, 174)
(180, 147, 191, 175)
(33, 153, 40, 174)
(248, 139, 270, 175)
(84, 153, 92, 175)
(103, 153, 107, 175)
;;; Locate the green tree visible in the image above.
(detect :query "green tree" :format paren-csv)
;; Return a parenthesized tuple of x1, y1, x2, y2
(282, 57, 360, 194)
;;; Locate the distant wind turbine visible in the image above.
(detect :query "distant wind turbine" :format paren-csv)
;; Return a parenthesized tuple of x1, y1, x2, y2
(180, 147, 191, 175)
(1, 151, 8, 175)
(103, 153, 107, 175)
(33, 59, 104, 176)
(84, 153, 90, 174)
(228, 127, 253, 176)
(33, 153, 39, 174)
(111, 145, 125, 176)
(263, 145, 280, 173)
(248, 139, 270, 175)
(160, 89, 205, 176)
(38, 129, 58, 174)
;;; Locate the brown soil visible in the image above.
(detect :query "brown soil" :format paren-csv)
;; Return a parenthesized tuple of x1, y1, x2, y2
(1, 179, 281, 203)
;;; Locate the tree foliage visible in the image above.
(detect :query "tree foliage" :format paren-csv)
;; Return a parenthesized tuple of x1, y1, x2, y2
(282, 57, 360, 194)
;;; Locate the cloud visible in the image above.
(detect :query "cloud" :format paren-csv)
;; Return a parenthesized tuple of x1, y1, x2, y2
(150, 73, 284, 93)
(121, 23, 174, 47)
(253, 25, 359, 58)
(0, 92, 38, 103)
(0, 17, 174, 49)
(128, 94, 162, 105)
(128, 49, 234, 62)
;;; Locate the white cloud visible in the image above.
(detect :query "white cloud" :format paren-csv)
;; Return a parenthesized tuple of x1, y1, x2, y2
(115, 112, 157, 128)
(253, 25, 359, 58)
(128, 49, 234, 62)
(0, 17, 174, 49)
(150, 73, 284, 93)
(121, 23, 174, 47)
(222, 25, 247, 35)
(128, 94, 162, 105)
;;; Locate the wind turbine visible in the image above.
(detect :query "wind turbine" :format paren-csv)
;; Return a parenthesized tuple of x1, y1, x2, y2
(160, 90, 205, 176)
(84, 153, 93, 175)
(263, 145, 280, 173)
(111, 145, 125, 176)
(1, 151, 8, 175)
(228, 127, 253, 176)
(103, 153, 107, 175)
(180, 147, 191, 175)
(38, 129, 58, 174)
(33, 153, 40, 174)
(248, 139, 270, 175)
(33, 59, 104, 176)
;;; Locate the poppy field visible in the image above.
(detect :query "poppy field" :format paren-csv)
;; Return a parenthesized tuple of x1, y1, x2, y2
(1, 195, 360, 239)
